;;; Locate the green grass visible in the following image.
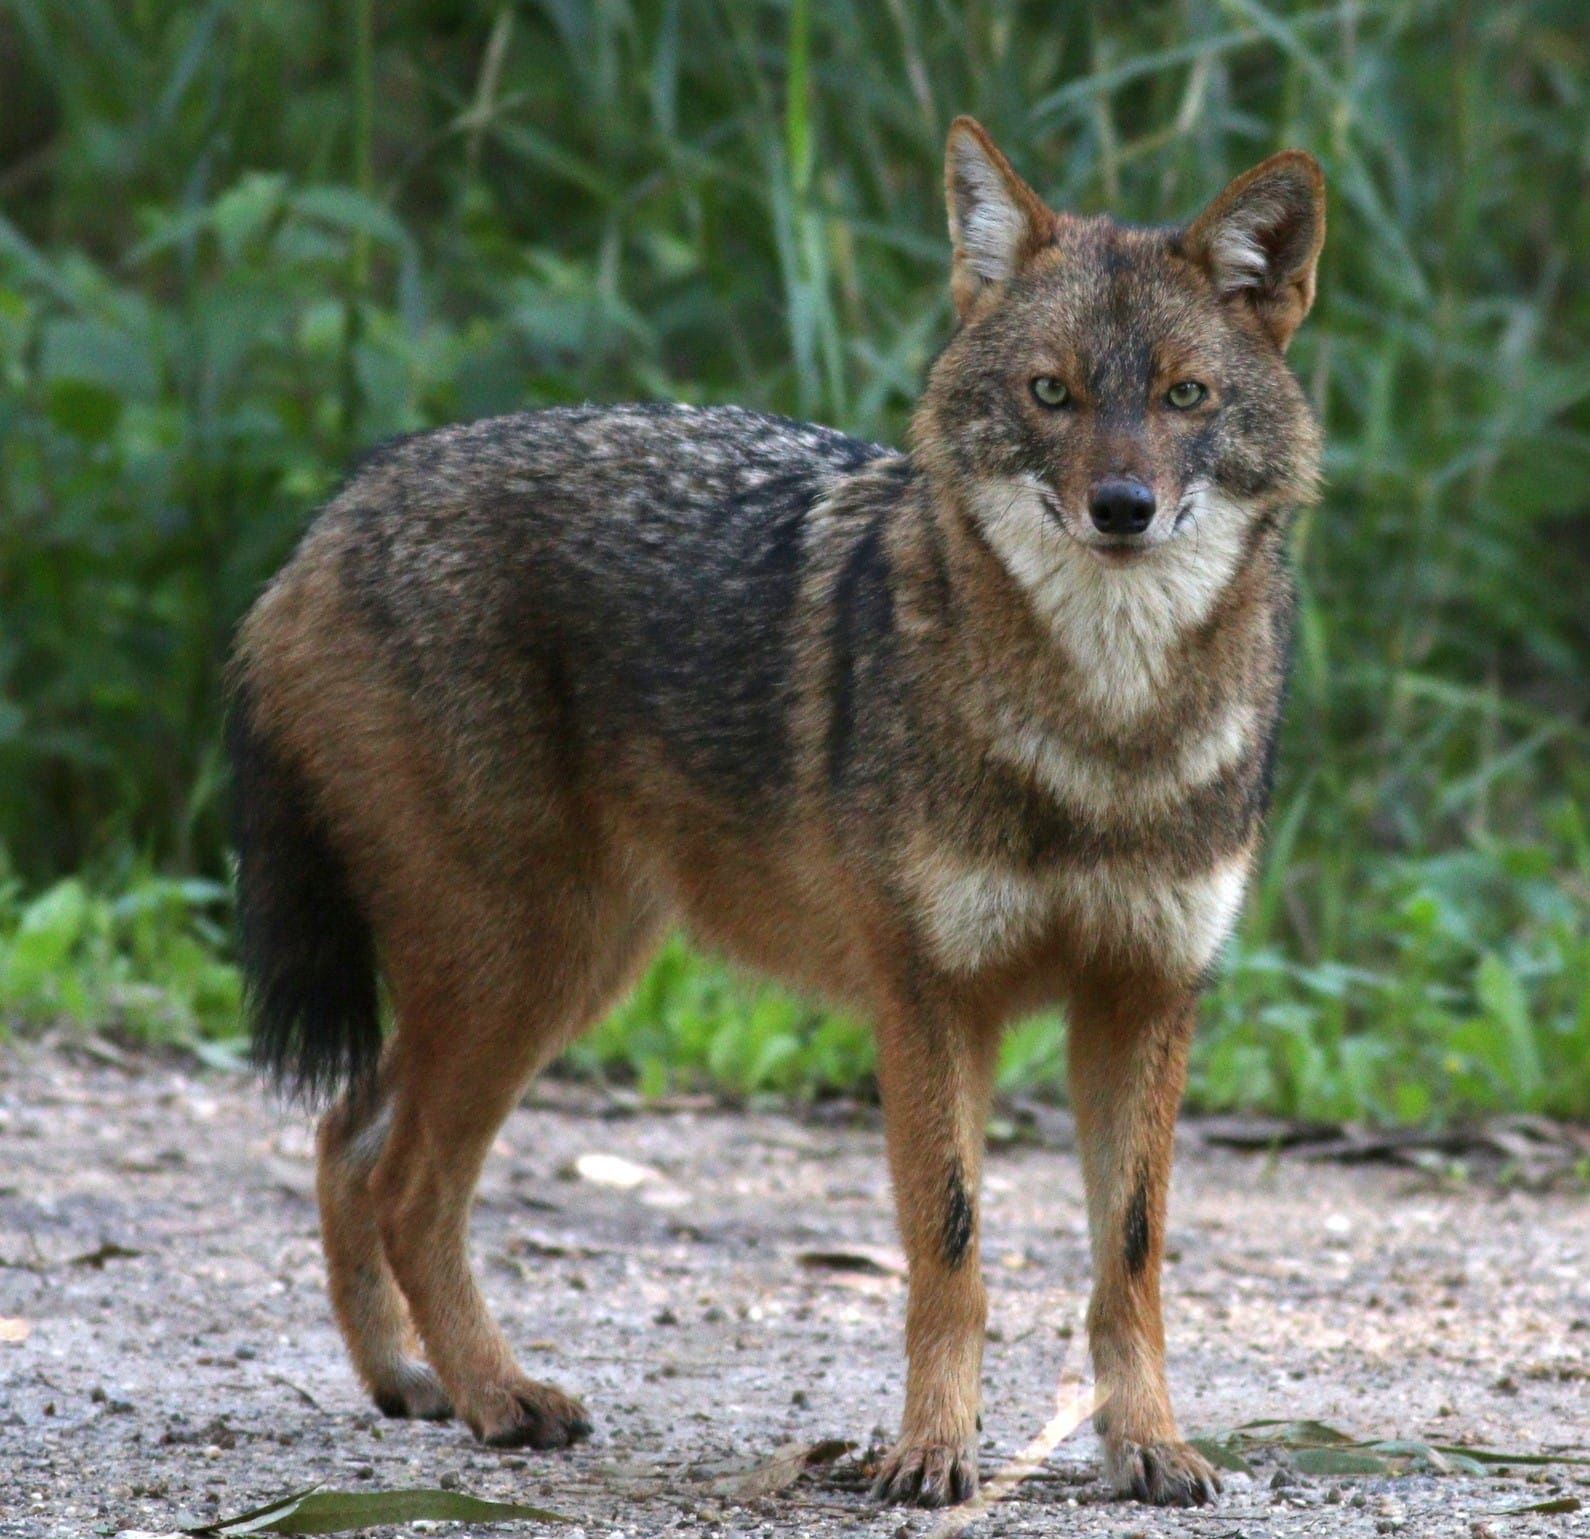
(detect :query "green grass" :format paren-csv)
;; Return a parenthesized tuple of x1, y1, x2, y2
(0, 0, 1585, 1120)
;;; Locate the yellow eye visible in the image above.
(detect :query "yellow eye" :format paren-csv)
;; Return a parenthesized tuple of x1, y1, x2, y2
(1166, 380, 1207, 409)
(1031, 376, 1070, 408)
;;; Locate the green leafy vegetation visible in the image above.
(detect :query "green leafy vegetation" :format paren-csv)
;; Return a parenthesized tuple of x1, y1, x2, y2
(0, 863, 238, 1044)
(1, 1, 1585, 1121)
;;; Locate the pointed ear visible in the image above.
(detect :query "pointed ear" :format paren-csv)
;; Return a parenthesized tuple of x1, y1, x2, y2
(944, 116, 1055, 319)
(1184, 150, 1326, 351)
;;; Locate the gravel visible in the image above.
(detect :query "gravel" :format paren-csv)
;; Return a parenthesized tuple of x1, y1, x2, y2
(2, 1038, 1586, 1537)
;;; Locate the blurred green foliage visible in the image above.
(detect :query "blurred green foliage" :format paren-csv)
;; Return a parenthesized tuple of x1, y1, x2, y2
(1, 0, 1586, 1120)
(0, 870, 238, 1042)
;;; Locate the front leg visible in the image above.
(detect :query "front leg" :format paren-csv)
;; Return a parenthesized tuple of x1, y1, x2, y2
(870, 999, 999, 1508)
(1067, 974, 1220, 1507)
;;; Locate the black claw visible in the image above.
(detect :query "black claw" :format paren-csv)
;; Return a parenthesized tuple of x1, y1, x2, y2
(484, 1423, 538, 1449)
(484, 1412, 564, 1449)
(873, 1446, 976, 1508)
(1120, 1443, 1222, 1508)
(478, 1391, 592, 1451)
(373, 1383, 452, 1421)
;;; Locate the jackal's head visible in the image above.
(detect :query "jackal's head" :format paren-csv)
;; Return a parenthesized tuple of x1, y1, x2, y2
(914, 117, 1324, 603)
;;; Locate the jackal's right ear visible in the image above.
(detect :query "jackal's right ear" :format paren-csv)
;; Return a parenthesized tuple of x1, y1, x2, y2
(944, 117, 1055, 319)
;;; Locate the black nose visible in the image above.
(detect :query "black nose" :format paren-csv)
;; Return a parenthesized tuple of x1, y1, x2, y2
(1088, 478, 1156, 536)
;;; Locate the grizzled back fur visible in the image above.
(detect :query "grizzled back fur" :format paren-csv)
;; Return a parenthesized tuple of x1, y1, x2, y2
(230, 405, 894, 1100)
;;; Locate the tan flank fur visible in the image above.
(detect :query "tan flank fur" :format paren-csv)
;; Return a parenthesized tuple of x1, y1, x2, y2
(229, 117, 1326, 1509)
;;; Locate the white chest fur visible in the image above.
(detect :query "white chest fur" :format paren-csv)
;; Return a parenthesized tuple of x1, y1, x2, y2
(913, 477, 1260, 978)
(910, 846, 1251, 980)
(973, 476, 1249, 723)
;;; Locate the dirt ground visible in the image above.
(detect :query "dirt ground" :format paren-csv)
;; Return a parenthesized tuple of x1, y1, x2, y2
(2, 1038, 1587, 1539)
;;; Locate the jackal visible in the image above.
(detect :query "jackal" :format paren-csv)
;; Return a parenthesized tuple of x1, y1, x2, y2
(229, 117, 1324, 1508)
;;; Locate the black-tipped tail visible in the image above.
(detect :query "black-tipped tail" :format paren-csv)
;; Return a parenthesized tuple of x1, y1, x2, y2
(227, 682, 381, 1104)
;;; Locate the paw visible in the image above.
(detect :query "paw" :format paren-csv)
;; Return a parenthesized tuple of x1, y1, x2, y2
(871, 1438, 979, 1508)
(468, 1378, 592, 1450)
(371, 1360, 453, 1421)
(1108, 1439, 1220, 1507)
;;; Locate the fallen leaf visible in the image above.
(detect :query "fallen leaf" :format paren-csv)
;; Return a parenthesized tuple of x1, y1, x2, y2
(569, 1152, 659, 1189)
(69, 1241, 142, 1268)
(705, 1438, 853, 1500)
(1433, 1443, 1590, 1468)
(1491, 1496, 1583, 1516)
(1292, 1448, 1395, 1476)
(1235, 1418, 1357, 1447)
(1367, 1439, 1457, 1474)
(1188, 1437, 1253, 1475)
(1196, 1419, 1590, 1481)
(1193, 1115, 1590, 1187)
(0, 1316, 30, 1343)
(183, 1485, 569, 1535)
(795, 1246, 906, 1277)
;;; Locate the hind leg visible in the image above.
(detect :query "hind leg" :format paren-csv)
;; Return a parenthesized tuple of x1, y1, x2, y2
(371, 879, 661, 1448)
(316, 1059, 451, 1420)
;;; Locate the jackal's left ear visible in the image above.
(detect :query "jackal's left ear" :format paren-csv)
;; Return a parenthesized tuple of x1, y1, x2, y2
(945, 117, 1055, 319)
(1185, 151, 1326, 350)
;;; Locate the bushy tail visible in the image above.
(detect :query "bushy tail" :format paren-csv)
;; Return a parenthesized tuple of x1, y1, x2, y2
(227, 681, 381, 1104)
